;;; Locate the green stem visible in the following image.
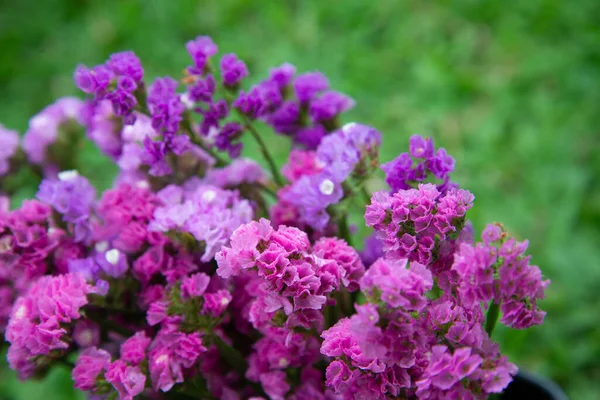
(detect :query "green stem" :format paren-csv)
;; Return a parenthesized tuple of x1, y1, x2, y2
(361, 186, 371, 205)
(56, 358, 75, 369)
(212, 335, 247, 376)
(485, 301, 501, 337)
(242, 119, 284, 187)
(257, 182, 278, 199)
(212, 335, 267, 397)
(337, 213, 353, 247)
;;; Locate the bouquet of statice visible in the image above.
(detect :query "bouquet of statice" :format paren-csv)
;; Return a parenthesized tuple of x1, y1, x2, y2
(0, 36, 549, 400)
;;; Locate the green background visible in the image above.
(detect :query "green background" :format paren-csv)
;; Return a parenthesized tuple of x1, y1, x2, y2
(1, 1, 599, 399)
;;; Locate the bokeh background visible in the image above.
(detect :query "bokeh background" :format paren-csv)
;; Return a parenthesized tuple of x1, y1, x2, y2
(1, 1, 599, 399)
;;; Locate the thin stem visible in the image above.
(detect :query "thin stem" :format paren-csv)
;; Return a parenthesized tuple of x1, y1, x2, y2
(56, 358, 75, 369)
(485, 301, 501, 337)
(257, 182, 278, 199)
(242, 118, 284, 187)
(337, 213, 353, 247)
(361, 186, 371, 205)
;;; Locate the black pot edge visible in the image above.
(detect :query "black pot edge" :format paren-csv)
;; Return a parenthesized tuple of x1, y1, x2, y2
(510, 370, 570, 400)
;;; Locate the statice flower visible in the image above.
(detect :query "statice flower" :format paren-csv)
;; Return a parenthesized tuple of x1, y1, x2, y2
(5, 273, 101, 378)
(294, 71, 329, 103)
(309, 91, 355, 123)
(147, 330, 207, 392)
(452, 224, 550, 329)
(0, 124, 19, 177)
(1, 35, 551, 400)
(120, 331, 152, 365)
(247, 327, 321, 398)
(382, 134, 457, 193)
(365, 183, 474, 267)
(37, 170, 96, 242)
(149, 184, 253, 261)
(147, 76, 185, 136)
(281, 149, 323, 183)
(22, 97, 86, 173)
(72, 347, 112, 391)
(280, 173, 343, 232)
(217, 219, 361, 332)
(312, 237, 365, 292)
(360, 258, 433, 311)
(0, 201, 58, 330)
(186, 36, 218, 75)
(316, 122, 382, 182)
(278, 123, 381, 231)
(214, 121, 244, 158)
(75, 51, 143, 124)
(220, 53, 249, 87)
(96, 183, 162, 253)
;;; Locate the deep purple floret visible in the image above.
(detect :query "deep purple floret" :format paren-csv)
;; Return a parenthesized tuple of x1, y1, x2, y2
(220, 54, 248, 87)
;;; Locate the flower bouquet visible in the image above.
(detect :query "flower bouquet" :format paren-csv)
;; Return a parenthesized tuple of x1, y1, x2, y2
(0, 36, 551, 399)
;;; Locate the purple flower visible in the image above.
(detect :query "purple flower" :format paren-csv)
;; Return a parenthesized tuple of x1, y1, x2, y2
(95, 248, 129, 278)
(0, 124, 19, 176)
(106, 51, 144, 82)
(147, 76, 185, 135)
(452, 224, 550, 329)
(186, 36, 218, 74)
(148, 331, 206, 392)
(121, 331, 152, 365)
(6, 273, 99, 378)
(180, 273, 210, 299)
(36, 170, 96, 242)
(188, 74, 216, 103)
(214, 122, 244, 158)
(281, 150, 323, 183)
(220, 53, 248, 87)
(281, 173, 343, 231)
(294, 72, 329, 103)
(72, 347, 112, 391)
(316, 122, 381, 182)
(105, 360, 146, 400)
(75, 52, 143, 124)
(149, 184, 253, 262)
(365, 184, 474, 267)
(382, 134, 457, 193)
(309, 91, 355, 122)
(313, 237, 365, 292)
(202, 289, 233, 317)
(268, 63, 296, 88)
(360, 258, 433, 311)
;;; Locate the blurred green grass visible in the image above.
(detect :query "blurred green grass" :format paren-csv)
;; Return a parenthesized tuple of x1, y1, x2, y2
(1, 0, 599, 399)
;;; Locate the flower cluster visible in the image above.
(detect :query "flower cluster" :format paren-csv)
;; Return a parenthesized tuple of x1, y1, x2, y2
(452, 224, 550, 329)
(1, 35, 549, 400)
(75, 52, 144, 124)
(365, 183, 474, 268)
(382, 134, 456, 193)
(216, 219, 364, 333)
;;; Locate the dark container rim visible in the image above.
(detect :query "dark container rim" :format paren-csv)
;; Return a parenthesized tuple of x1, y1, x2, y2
(501, 370, 569, 400)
